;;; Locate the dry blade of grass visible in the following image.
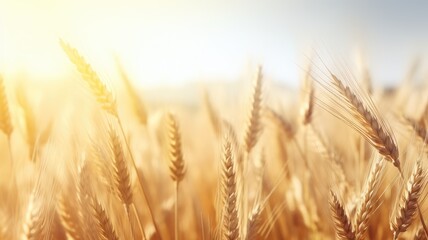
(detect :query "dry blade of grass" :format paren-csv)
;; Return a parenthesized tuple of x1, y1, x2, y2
(329, 190, 356, 240)
(203, 90, 222, 137)
(355, 53, 373, 95)
(114, 56, 148, 125)
(16, 84, 38, 158)
(60, 40, 118, 117)
(391, 161, 425, 240)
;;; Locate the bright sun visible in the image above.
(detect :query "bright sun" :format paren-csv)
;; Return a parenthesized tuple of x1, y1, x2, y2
(0, 0, 274, 87)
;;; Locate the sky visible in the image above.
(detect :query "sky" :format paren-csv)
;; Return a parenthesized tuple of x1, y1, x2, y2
(0, 0, 427, 87)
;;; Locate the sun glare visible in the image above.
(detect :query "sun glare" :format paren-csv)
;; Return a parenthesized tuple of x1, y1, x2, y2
(0, 0, 281, 87)
(0, 1, 427, 87)
(1, 1, 428, 240)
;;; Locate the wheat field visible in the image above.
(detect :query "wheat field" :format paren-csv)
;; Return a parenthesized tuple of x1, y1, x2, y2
(0, 41, 427, 240)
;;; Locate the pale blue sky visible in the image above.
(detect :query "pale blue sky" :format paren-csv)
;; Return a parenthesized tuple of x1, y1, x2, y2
(0, 0, 427, 87)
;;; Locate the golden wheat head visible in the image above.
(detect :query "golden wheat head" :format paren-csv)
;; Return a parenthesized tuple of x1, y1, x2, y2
(60, 39, 117, 117)
(391, 161, 425, 239)
(221, 132, 240, 240)
(329, 190, 356, 240)
(0, 75, 12, 137)
(243, 65, 263, 153)
(167, 112, 186, 182)
(109, 126, 133, 206)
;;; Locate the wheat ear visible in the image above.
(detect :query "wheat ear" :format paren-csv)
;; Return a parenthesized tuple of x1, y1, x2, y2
(0, 75, 19, 198)
(243, 66, 263, 154)
(246, 204, 262, 240)
(109, 127, 133, 206)
(391, 161, 425, 240)
(221, 133, 240, 240)
(60, 40, 117, 117)
(329, 190, 356, 240)
(22, 194, 46, 240)
(91, 199, 120, 240)
(0, 75, 12, 137)
(60, 40, 159, 235)
(327, 73, 400, 171)
(16, 85, 38, 159)
(108, 126, 146, 239)
(404, 116, 427, 146)
(57, 193, 84, 240)
(264, 107, 295, 140)
(167, 112, 186, 240)
(300, 65, 314, 125)
(167, 112, 186, 182)
(414, 227, 428, 240)
(355, 158, 384, 240)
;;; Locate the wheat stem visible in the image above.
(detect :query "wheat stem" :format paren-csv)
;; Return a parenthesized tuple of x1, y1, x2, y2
(329, 190, 356, 240)
(117, 117, 161, 238)
(131, 203, 146, 240)
(391, 161, 424, 239)
(175, 181, 179, 240)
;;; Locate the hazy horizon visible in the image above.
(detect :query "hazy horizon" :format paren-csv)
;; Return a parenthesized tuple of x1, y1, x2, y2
(1, 0, 427, 87)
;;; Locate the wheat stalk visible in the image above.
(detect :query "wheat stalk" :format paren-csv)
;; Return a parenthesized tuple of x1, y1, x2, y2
(246, 204, 262, 240)
(108, 126, 146, 239)
(354, 157, 384, 240)
(109, 127, 133, 206)
(221, 133, 240, 240)
(16, 85, 37, 158)
(60, 40, 117, 117)
(167, 112, 186, 240)
(203, 90, 222, 137)
(243, 66, 263, 154)
(57, 192, 84, 240)
(264, 107, 295, 140)
(300, 66, 314, 126)
(167, 112, 186, 183)
(60, 40, 160, 236)
(404, 116, 427, 146)
(391, 161, 425, 240)
(329, 190, 356, 240)
(22, 194, 46, 240)
(91, 199, 120, 240)
(0, 74, 12, 138)
(331, 74, 401, 172)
